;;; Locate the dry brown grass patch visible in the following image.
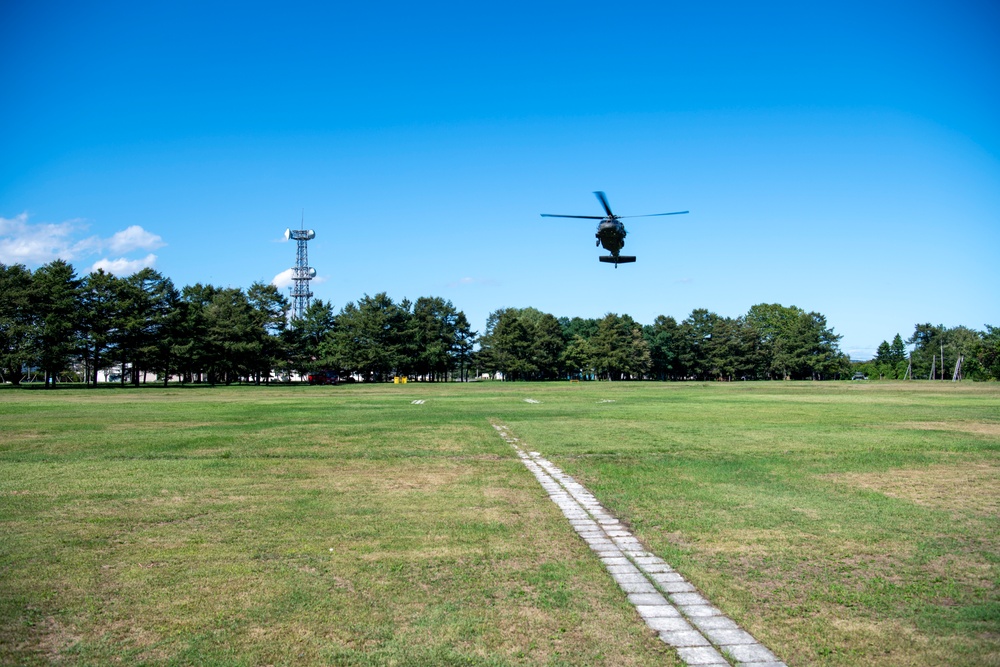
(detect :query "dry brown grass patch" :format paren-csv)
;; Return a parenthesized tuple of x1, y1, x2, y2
(827, 462, 999, 516)
(897, 420, 1000, 438)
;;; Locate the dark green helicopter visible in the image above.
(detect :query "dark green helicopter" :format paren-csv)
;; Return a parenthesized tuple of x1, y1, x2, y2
(542, 191, 688, 267)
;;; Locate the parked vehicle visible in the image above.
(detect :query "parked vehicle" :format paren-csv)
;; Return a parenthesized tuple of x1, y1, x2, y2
(307, 370, 340, 385)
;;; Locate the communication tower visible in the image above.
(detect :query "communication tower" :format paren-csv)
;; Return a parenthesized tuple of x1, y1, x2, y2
(284, 224, 316, 320)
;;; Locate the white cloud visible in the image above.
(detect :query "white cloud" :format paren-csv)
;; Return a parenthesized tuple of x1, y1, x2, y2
(108, 225, 165, 253)
(272, 269, 327, 290)
(90, 254, 158, 275)
(272, 268, 295, 289)
(0, 213, 96, 265)
(0, 213, 166, 273)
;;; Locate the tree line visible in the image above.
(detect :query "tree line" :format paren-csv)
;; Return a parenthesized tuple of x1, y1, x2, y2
(2, 260, 998, 385)
(855, 325, 1000, 381)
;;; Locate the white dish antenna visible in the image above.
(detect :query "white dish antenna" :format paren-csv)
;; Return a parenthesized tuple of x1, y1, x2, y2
(284, 228, 291, 241)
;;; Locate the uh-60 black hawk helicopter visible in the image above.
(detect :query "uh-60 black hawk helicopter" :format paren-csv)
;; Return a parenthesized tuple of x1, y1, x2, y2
(541, 191, 689, 267)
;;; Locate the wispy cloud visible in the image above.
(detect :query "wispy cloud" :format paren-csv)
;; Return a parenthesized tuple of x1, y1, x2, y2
(0, 212, 166, 276)
(0, 213, 96, 265)
(91, 254, 158, 275)
(272, 268, 295, 289)
(272, 269, 327, 290)
(108, 225, 165, 253)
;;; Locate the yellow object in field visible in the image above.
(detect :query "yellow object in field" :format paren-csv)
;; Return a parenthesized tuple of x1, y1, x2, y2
(393, 376, 408, 384)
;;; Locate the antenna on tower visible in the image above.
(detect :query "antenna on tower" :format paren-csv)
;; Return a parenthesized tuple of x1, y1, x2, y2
(284, 214, 315, 320)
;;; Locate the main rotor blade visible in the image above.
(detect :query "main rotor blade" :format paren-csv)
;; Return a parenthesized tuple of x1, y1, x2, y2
(593, 191, 614, 217)
(540, 214, 604, 219)
(620, 211, 690, 218)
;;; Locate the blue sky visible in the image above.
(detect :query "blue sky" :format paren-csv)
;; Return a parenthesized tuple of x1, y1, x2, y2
(2, 1, 997, 359)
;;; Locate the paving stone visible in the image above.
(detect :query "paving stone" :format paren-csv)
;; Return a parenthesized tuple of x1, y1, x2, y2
(590, 544, 623, 556)
(679, 604, 722, 618)
(627, 592, 669, 606)
(646, 615, 693, 632)
(607, 565, 643, 577)
(670, 592, 709, 606)
(613, 538, 642, 548)
(617, 580, 658, 594)
(639, 562, 674, 573)
(649, 571, 685, 583)
(704, 627, 756, 646)
(634, 604, 682, 619)
(577, 531, 606, 540)
(634, 555, 666, 566)
(690, 616, 740, 632)
(725, 643, 780, 663)
(734, 662, 786, 667)
(585, 539, 616, 550)
(658, 580, 696, 593)
(600, 556, 629, 566)
(658, 629, 711, 647)
(674, 646, 730, 666)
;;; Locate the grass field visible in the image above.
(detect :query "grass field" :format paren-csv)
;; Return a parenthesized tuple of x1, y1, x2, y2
(1, 381, 997, 666)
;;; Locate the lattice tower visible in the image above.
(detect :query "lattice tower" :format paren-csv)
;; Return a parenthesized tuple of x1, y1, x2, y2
(285, 226, 315, 319)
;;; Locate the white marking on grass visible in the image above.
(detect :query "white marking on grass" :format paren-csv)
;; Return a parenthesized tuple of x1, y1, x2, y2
(491, 420, 787, 667)
(523, 398, 541, 404)
(411, 400, 425, 405)
(597, 399, 616, 403)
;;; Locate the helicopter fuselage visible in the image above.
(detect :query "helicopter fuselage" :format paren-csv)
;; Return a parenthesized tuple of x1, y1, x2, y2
(596, 218, 626, 256)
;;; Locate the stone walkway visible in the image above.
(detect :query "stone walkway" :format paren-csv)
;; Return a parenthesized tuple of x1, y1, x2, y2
(492, 422, 787, 667)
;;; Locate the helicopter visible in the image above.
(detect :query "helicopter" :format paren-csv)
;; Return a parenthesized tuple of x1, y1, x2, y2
(541, 191, 688, 267)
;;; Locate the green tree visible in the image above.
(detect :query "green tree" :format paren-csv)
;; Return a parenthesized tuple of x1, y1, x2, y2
(678, 309, 718, 380)
(115, 269, 180, 385)
(327, 293, 410, 381)
(561, 335, 594, 379)
(518, 308, 565, 379)
(889, 334, 907, 365)
(409, 296, 461, 381)
(33, 260, 81, 386)
(285, 299, 336, 376)
(246, 281, 289, 384)
(780, 311, 844, 380)
(80, 269, 122, 386)
(0, 263, 36, 385)
(174, 283, 217, 383)
(478, 308, 533, 380)
(908, 324, 980, 380)
(644, 315, 680, 380)
(204, 287, 257, 384)
(453, 312, 476, 382)
(746, 303, 805, 380)
(589, 313, 650, 380)
(968, 325, 999, 380)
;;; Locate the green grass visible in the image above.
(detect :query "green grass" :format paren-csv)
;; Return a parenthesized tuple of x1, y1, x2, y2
(1, 381, 997, 666)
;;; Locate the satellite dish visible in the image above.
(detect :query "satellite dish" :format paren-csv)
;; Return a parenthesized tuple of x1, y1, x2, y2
(306, 230, 315, 240)
(308, 268, 316, 277)
(284, 228, 291, 241)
